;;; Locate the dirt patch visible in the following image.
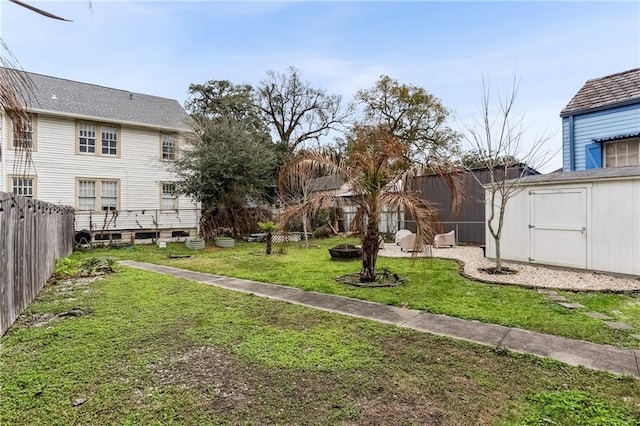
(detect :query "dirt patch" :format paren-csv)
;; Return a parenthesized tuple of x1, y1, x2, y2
(336, 270, 404, 287)
(20, 313, 57, 328)
(348, 400, 449, 426)
(478, 267, 518, 275)
(148, 346, 253, 408)
(52, 276, 104, 296)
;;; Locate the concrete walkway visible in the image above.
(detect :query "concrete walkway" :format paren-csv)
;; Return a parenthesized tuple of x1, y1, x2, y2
(120, 260, 640, 379)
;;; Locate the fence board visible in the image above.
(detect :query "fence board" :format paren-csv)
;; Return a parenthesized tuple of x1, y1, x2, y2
(0, 192, 74, 335)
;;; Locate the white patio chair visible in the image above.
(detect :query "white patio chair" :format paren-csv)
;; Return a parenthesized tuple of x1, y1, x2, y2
(395, 229, 412, 245)
(434, 230, 455, 248)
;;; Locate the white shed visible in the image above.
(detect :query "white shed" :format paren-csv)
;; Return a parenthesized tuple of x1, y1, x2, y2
(485, 166, 640, 276)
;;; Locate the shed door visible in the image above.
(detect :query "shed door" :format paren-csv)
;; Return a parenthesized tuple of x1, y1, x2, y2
(529, 188, 587, 268)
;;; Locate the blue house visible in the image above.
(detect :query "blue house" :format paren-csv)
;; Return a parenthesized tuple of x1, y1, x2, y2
(560, 68, 640, 171)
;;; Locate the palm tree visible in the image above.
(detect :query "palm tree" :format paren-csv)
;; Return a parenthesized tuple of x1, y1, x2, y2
(279, 127, 462, 282)
(257, 220, 278, 255)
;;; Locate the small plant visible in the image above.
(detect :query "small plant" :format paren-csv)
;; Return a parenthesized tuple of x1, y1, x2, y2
(258, 221, 278, 255)
(80, 257, 117, 275)
(52, 256, 117, 281)
(53, 257, 81, 280)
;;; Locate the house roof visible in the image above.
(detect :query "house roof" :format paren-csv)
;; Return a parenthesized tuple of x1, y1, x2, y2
(308, 175, 347, 192)
(4, 68, 191, 131)
(506, 165, 640, 186)
(594, 131, 640, 143)
(560, 68, 640, 117)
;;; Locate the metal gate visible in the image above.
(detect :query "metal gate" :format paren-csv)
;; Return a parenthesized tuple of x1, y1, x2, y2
(529, 188, 587, 269)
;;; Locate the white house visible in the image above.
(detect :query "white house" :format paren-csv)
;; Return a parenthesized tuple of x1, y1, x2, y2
(486, 68, 640, 276)
(1, 69, 199, 243)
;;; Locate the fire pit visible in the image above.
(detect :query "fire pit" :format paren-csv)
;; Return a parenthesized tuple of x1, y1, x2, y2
(328, 244, 362, 261)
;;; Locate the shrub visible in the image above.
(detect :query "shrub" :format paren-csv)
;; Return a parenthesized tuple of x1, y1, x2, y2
(312, 226, 332, 239)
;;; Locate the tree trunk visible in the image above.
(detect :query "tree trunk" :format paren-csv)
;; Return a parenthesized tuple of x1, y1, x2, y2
(266, 231, 272, 255)
(359, 206, 380, 282)
(302, 212, 309, 247)
(494, 236, 502, 272)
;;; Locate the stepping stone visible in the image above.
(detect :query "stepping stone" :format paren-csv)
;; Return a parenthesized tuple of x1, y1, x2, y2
(558, 302, 586, 309)
(546, 295, 569, 302)
(538, 289, 558, 295)
(585, 312, 613, 320)
(603, 321, 635, 331)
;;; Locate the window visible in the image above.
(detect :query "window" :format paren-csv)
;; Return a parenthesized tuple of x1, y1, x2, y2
(77, 179, 119, 211)
(605, 138, 639, 168)
(11, 176, 35, 198)
(78, 122, 119, 156)
(101, 126, 118, 156)
(161, 182, 178, 210)
(78, 180, 96, 210)
(161, 133, 177, 160)
(101, 181, 118, 210)
(9, 113, 36, 150)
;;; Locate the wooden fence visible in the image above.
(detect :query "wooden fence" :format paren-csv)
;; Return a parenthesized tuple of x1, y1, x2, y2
(0, 192, 75, 335)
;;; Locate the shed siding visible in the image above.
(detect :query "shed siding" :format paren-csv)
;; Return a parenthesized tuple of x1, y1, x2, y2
(564, 103, 640, 172)
(487, 177, 640, 276)
(1, 112, 199, 232)
(484, 189, 530, 262)
(589, 179, 640, 274)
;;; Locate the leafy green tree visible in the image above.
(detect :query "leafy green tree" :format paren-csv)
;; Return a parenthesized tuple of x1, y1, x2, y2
(461, 149, 519, 169)
(185, 80, 265, 131)
(175, 80, 279, 237)
(279, 127, 461, 282)
(355, 75, 460, 163)
(172, 117, 276, 238)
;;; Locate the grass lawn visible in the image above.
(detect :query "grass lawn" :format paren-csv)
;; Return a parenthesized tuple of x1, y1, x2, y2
(77, 237, 640, 348)
(1, 266, 639, 425)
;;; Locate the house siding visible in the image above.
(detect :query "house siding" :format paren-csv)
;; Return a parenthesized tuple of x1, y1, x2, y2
(562, 117, 571, 171)
(563, 103, 640, 171)
(1, 112, 199, 236)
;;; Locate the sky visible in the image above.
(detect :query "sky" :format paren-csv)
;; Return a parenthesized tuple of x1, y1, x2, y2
(1, 1, 639, 172)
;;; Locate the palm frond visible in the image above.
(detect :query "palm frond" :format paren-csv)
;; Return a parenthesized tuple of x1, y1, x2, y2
(9, 0, 72, 21)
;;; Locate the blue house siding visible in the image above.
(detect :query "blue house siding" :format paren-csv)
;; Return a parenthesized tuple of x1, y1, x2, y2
(562, 117, 571, 171)
(563, 103, 640, 171)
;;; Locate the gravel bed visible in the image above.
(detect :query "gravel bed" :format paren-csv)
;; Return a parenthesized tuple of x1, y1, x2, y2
(378, 244, 640, 292)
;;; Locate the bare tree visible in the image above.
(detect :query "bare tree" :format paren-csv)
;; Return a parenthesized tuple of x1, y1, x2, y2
(256, 66, 352, 158)
(462, 76, 554, 272)
(277, 148, 335, 247)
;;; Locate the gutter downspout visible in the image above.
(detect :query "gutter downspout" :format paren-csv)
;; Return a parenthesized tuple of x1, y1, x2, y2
(568, 115, 575, 171)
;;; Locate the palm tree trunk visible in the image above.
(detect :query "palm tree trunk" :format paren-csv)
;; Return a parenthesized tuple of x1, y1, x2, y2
(266, 231, 272, 255)
(360, 206, 380, 282)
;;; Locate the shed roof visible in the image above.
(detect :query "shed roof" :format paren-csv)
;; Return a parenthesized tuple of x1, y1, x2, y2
(4, 68, 191, 131)
(507, 165, 640, 186)
(560, 68, 640, 117)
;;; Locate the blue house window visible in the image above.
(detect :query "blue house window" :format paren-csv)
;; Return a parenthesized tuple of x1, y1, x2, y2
(604, 138, 639, 168)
